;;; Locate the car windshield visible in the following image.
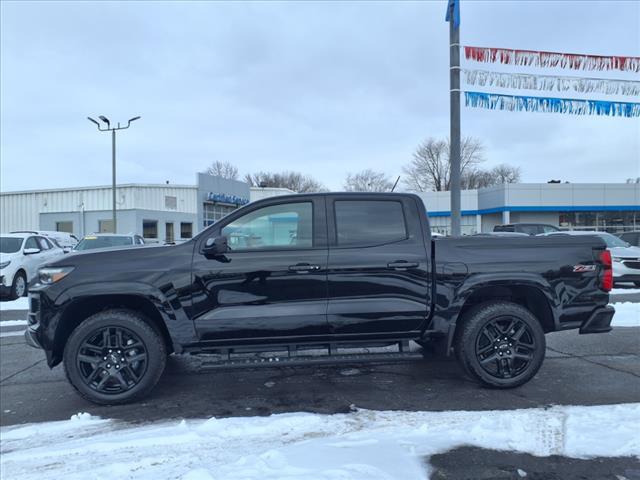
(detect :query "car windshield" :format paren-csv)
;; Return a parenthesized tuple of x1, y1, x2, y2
(598, 233, 630, 248)
(0, 237, 23, 253)
(75, 236, 134, 250)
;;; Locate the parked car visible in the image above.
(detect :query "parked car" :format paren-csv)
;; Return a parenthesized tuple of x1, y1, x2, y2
(73, 233, 145, 251)
(544, 230, 640, 286)
(26, 193, 614, 404)
(11, 230, 79, 252)
(617, 231, 640, 247)
(494, 223, 560, 235)
(0, 233, 65, 299)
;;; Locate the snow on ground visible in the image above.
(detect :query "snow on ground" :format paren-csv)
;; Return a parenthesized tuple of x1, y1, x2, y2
(612, 288, 640, 295)
(0, 319, 27, 326)
(1, 404, 638, 480)
(0, 297, 29, 311)
(611, 302, 640, 327)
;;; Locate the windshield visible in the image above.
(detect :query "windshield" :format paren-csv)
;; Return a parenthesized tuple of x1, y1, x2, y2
(598, 233, 630, 248)
(0, 237, 23, 253)
(75, 236, 134, 250)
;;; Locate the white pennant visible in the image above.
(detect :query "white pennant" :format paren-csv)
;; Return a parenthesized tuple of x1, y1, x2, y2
(463, 70, 640, 96)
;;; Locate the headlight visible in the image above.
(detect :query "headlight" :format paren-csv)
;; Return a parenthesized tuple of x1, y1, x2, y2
(0, 261, 10, 269)
(612, 257, 622, 263)
(39, 267, 74, 285)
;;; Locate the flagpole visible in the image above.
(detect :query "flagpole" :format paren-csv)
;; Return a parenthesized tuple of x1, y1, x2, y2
(448, 0, 462, 236)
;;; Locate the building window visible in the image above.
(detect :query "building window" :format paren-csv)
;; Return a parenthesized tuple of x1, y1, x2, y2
(180, 222, 193, 239)
(203, 203, 237, 227)
(165, 195, 177, 210)
(165, 222, 174, 243)
(143, 220, 158, 238)
(99, 220, 114, 233)
(56, 221, 73, 233)
(559, 211, 639, 233)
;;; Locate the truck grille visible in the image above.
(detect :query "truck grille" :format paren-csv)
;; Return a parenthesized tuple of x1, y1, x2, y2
(623, 261, 640, 270)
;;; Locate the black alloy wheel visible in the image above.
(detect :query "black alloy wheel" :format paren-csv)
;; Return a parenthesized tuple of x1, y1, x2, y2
(77, 326, 149, 394)
(63, 309, 166, 405)
(455, 301, 546, 388)
(475, 316, 536, 380)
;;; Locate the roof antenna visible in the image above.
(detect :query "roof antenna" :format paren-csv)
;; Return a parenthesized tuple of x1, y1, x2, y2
(390, 176, 401, 192)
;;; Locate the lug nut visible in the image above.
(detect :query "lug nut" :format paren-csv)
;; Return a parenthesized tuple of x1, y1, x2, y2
(121, 358, 125, 362)
(106, 364, 111, 368)
(116, 365, 120, 369)
(103, 357, 107, 360)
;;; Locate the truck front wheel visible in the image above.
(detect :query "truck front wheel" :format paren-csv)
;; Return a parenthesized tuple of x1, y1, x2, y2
(455, 301, 546, 388)
(63, 309, 167, 405)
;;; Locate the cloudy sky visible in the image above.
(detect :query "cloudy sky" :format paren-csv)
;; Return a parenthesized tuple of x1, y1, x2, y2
(1, 0, 639, 192)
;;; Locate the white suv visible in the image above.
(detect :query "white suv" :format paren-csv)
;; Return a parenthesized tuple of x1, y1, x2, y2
(0, 233, 65, 299)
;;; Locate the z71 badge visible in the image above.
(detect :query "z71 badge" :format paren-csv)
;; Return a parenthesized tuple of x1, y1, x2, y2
(573, 264, 596, 272)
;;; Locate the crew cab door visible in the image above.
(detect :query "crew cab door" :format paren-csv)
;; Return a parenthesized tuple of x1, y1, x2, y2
(190, 196, 329, 341)
(326, 195, 431, 335)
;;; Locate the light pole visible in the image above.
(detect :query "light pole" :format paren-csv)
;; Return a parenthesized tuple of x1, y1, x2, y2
(87, 115, 141, 233)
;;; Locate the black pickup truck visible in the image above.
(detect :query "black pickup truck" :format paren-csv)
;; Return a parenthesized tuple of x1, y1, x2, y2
(25, 193, 615, 404)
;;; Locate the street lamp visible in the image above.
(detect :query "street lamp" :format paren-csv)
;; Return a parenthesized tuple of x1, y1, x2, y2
(87, 115, 141, 233)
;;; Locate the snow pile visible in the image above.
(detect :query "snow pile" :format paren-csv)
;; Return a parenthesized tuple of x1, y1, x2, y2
(611, 302, 640, 327)
(0, 297, 29, 311)
(1, 404, 638, 480)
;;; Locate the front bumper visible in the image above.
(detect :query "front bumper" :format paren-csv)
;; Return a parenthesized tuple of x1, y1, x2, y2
(24, 327, 42, 349)
(579, 305, 615, 334)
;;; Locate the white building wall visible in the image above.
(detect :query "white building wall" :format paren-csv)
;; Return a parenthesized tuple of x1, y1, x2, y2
(0, 184, 198, 233)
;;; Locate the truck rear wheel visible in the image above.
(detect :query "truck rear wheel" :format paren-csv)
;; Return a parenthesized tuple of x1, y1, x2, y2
(455, 301, 545, 388)
(63, 309, 166, 405)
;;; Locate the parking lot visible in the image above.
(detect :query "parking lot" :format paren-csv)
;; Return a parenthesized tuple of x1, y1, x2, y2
(1, 290, 639, 428)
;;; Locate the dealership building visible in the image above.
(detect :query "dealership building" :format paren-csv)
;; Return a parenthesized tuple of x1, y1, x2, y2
(1, 178, 638, 240)
(0, 173, 292, 242)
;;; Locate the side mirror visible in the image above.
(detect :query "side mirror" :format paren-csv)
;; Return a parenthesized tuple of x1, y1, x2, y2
(24, 248, 41, 255)
(63, 247, 72, 253)
(203, 235, 229, 256)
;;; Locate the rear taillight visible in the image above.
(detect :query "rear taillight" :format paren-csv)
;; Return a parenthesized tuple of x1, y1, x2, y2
(599, 250, 613, 292)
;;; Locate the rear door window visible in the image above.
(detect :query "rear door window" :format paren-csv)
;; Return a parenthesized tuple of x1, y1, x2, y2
(334, 200, 407, 247)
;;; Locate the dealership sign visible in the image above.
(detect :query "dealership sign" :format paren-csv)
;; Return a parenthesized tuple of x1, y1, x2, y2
(206, 192, 249, 205)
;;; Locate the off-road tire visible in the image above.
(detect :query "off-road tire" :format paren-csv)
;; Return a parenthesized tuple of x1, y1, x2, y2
(63, 309, 166, 405)
(454, 301, 546, 388)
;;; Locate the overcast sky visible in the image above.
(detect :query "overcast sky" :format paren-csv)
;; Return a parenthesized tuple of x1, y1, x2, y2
(1, 0, 639, 192)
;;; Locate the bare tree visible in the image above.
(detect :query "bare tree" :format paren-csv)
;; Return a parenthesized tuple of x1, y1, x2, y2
(343, 169, 393, 192)
(403, 137, 485, 192)
(244, 171, 325, 193)
(491, 164, 521, 184)
(208, 160, 239, 180)
(626, 177, 640, 184)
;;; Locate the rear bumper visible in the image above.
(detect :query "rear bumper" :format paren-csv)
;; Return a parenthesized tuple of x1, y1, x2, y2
(579, 305, 615, 334)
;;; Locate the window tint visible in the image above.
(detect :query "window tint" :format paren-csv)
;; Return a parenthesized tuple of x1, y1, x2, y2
(494, 225, 513, 232)
(143, 220, 158, 239)
(180, 222, 193, 239)
(222, 202, 313, 251)
(542, 225, 559, 233)
(517, 225, 539, 235)
(334, 200, 407, 247)
(24, 237, 39, 250)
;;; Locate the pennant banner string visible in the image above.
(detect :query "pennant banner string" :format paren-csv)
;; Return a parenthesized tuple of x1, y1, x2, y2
(464, 46, 640, 73)
(464, 91, 640, 118)
(463, 70, 640, 96)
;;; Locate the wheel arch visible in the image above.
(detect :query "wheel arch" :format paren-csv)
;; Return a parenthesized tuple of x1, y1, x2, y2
(52, 294, 175, 364)
(446, 283, 556, 354)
